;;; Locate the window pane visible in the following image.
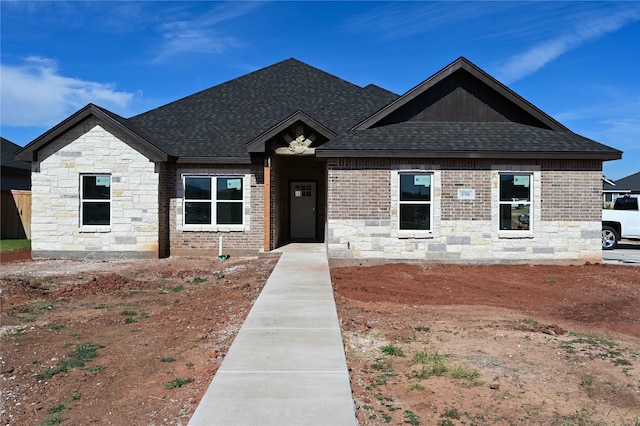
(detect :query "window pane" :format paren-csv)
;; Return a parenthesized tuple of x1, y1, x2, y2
(185, 202, 212, 224)
(500, 174, 530, 202)
(400, 174, 431, 201)
(185, 177, 211, 200)
(217, 178, 243, 200)
(500, 204, 530, 230)
(217, 202, 242, 225)
(83, 176, 110, 200)
(83, 202, 110, 225)
(400, 204, 430, 230)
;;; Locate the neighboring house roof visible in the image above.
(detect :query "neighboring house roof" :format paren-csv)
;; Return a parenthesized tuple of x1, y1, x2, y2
(16, 57, 622, 164)
(605, 171, 640, 193)
(1, 137, 31, 173)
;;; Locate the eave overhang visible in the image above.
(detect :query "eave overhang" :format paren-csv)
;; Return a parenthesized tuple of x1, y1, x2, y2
(316, 149, 622, 161)
(176, 156, 253, 164)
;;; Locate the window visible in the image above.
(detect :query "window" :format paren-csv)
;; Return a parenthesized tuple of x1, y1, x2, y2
(184, 176, 244, 226)
(81, 175, 111, 226)
(399, 173, 432, 231)
(499, 174, 531, 231)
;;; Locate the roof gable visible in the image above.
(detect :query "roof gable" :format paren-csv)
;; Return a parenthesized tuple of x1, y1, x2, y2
(247, 110, 337, 154)
(16, 104, 169, 162)
(354, 57, 568, 131)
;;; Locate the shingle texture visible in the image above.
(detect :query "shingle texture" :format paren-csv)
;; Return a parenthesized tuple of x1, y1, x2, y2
(318, 122, 622, 155)
(1, 137, 31, 171)
(127, 58, 398, 158)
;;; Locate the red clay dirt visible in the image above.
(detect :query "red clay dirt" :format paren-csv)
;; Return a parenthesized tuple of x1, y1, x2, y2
(1, 256, 639, 426)
(332, 262, 640, 425)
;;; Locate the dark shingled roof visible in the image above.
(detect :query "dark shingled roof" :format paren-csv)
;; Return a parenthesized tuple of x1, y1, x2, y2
(607, 171, 640, 192)
(317, 122, 622, 159)
(1, 137, 31, 172)
(127, 58, 398, 159)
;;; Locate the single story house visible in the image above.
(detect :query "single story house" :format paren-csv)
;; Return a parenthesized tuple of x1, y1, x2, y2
(603, 171, 640, 207)
(16, 57, 622, 263)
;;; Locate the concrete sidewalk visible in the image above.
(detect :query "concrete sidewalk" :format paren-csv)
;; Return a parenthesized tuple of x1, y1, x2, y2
(188, 244, 357, 426)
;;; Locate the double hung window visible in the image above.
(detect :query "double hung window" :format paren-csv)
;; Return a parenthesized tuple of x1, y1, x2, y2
(499, 174, 531, 231)
(184, 176, 244, 226)
(81, 175, 111, 226)
(399, 173, 432, 231)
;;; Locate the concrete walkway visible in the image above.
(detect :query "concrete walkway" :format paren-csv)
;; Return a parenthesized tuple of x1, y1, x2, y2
(188, 244, 357, 426)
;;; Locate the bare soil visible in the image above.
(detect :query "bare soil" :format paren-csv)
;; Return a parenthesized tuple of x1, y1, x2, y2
(1, 254, 639, 426)
(332, 263, 640, 425)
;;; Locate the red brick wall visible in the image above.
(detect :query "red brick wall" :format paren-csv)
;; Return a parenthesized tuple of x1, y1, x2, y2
(327, 158, 391, 220)
(169, 164, 264, 255)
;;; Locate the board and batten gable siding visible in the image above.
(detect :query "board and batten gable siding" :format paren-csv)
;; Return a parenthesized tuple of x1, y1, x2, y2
(169, 164, 264, 256)
(30, 118, 160, 259)
(327, 158, 602, 264)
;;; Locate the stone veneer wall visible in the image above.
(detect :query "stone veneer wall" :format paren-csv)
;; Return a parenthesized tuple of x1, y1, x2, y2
(169, 164, 264, 256)
(327, 158, 602, 264)
(31, 119, 160, 259)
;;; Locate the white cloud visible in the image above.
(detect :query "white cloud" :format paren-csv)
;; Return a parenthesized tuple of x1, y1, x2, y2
(151, 2, 263, 63)
(495, 8, 640, 84)
(0, 57, 136, 128)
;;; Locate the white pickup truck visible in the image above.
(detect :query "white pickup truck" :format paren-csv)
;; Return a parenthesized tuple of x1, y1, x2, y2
(602, 195, 640, 249)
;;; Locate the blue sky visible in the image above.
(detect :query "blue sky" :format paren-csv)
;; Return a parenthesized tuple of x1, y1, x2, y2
(1, 1, 638, 180)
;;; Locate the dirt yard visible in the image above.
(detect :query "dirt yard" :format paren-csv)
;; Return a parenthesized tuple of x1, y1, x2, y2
(332, 263, 640, 426)
(1, 254, 639, 426)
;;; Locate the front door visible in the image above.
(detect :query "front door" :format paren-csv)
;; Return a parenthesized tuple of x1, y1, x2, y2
(290, 182, 316, 239)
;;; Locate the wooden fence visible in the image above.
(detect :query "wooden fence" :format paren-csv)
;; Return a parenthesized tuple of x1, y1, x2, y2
(1, 190, 31, 239)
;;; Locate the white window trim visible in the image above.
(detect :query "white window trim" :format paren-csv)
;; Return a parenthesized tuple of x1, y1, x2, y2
(80, 174, 111, 232)
(396, 171, 434, 238)
(182, 175, 248, 232)
(496, 171, 534, 238)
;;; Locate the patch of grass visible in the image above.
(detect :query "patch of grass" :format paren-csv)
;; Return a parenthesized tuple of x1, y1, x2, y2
(186, 362, 194, 369)
(408, 381, 425, 391)
(170, 285, 184, 292)
(545, 278, 557, 284)
(121, 310, 148, 324)
(410, 350, 449, 378)
(37, 393, 80, 426)
(0, 239, 30, 253)
(403, 409, 420, 425)
(85, 365, 106, 373)
(581, 373, 593, 387)
(160, 357, 176, 363)
(47, 323, 65, 330)
(414, 325, 430, 332)
(163, 377, 193, 389)
(186, 277, 208, 285)
(450, 364, 482, 384)
(213, 271, 225, 280)
(381, 344, 405, 357)
(442, 407, 460, 419)
(521, 318, 539, 326)
(36, 343, 104, 380)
